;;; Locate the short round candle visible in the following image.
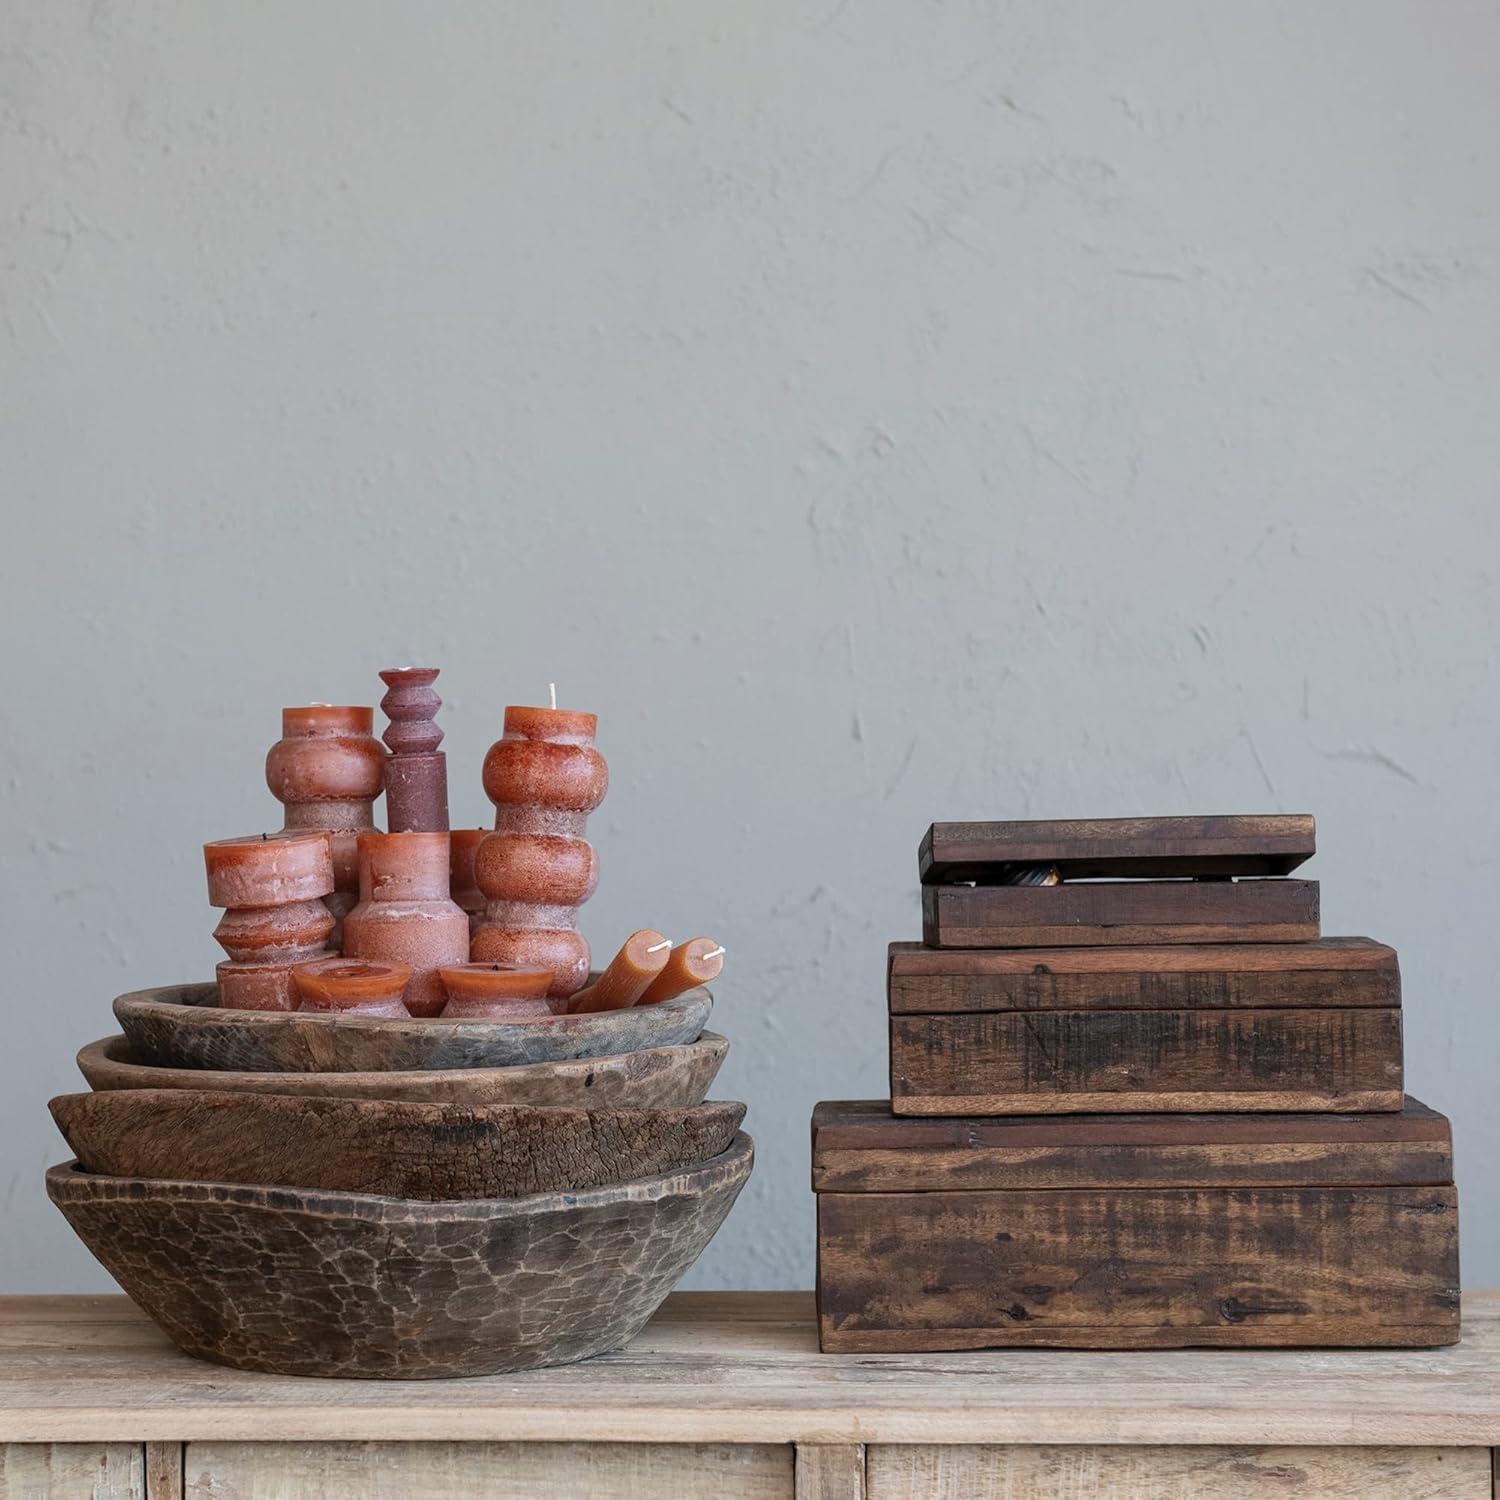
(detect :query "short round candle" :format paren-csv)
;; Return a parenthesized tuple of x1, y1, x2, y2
(292, 958, 412, 1019)
(341, 832, 470, 1017)
(437, 963, 557, 1021)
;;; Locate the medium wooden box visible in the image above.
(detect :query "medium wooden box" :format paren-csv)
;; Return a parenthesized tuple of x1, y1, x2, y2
(888, 937, 1403, 1115)
(813, 1099, 1459, 1352)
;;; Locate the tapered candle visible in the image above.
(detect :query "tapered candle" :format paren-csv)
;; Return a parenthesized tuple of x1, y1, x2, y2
(204, 832, 336, 1011)
(437, 963, 557, 1021)
(292, 958, 412, 1018)
(638, 938, 725, 1006)
(570, 930, 672, 1013)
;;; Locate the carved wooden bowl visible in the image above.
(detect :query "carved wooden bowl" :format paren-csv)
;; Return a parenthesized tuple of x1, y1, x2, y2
(77, 1032, 729, 1108)
(51, 1089, 747, 1199)
(47, 1132, 753, 1378)
(112, 982, 712, 1073)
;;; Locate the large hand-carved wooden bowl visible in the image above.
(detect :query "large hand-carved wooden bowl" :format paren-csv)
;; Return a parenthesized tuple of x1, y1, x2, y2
(112, 982, 712, 1073)
(47, 1132, 753, 1379)
(51, 1089, 747, 1199)
(77, 1032, 729, 1108)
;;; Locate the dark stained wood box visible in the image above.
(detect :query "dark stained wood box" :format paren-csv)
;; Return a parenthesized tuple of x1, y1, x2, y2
(813, 1099, 1459, 1352)
(921, 878, 1321, 949)
(888, 937, 1403, 1115)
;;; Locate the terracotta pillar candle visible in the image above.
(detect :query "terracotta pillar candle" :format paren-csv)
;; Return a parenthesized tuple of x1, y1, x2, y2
(571, 930, 672, 1013)
(265, 704, 385, 946)
(292, 958, 412, 1019)
(342, 832, 469, 1017)
(437, 963, 557, 1021)
(472, 703, 607, 999)
(448, 828, 488, 936)
(638, 938, 726, 1006)
(379, 668, 449, 832)
(204, 832, 336, 1011)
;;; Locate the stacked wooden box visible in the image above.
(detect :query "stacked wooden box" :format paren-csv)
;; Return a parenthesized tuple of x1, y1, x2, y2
(814, 815, 1461, 1352)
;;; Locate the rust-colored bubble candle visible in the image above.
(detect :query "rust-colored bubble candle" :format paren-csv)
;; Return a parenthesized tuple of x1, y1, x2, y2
(204, 832, 336, 1011)
(342, 832, 469, 1017)
(472, 696, 607, 1000)
(379, 668, 449, 833)
(265, 705, 385, 946)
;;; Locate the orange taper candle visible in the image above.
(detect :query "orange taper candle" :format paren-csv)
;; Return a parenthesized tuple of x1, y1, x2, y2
(638, 938, 725, 1006)
(569, 930, 672, 1013)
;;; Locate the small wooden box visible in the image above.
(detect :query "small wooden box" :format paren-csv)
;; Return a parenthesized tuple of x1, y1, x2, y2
(920, 878, 1321, 948)
(813, 1099, 1459, 1352)
(888, 937, 1403, 1114)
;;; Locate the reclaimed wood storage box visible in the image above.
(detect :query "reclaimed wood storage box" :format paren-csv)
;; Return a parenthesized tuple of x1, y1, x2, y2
(813, 1099, 1460, 1352)
(887, 937, 1404, 1115)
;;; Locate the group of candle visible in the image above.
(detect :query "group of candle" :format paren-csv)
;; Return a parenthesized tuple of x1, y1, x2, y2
(201, 669, 725, 1021)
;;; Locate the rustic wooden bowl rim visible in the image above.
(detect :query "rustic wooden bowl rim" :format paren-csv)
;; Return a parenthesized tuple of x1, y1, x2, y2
(47, 1131, 753, 1219)
(113, 981, 711, 1034)
(77, 1031, 729, 1089)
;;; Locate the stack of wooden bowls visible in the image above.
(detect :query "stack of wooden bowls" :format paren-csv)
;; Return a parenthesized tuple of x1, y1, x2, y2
(48, 983, 751, 1379)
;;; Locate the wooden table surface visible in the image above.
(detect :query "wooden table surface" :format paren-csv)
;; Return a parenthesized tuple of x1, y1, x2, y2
(2, 1290, 1499, 1448)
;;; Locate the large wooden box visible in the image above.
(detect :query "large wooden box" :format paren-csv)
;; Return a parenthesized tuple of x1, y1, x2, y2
(813, 1099, 1459, 1352)
(888, 937, 1403, 1115)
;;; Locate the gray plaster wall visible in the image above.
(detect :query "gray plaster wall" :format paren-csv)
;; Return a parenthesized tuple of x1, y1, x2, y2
(3, 1, 1497, 1295)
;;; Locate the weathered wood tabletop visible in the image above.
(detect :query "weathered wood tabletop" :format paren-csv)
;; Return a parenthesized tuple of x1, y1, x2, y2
(2, 1291, 1498, 1447)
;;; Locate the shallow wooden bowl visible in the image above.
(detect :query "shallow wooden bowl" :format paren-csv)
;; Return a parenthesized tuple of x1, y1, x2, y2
(112, 982, 712, 1073)
(77, 1032, 728, 1108)
(51, 1089, 747, 1199)
(47, 1132, 753, 1379)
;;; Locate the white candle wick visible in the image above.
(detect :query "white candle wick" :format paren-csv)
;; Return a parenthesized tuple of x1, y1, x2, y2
(549, 682, 557, 710)
(646, 939, 672, 954)
(702, 946, 726, 961)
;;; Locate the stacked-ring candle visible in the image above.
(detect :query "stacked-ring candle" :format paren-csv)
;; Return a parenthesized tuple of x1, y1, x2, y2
(264, 705, 385, 945)
(471, 705, 608, 999)
(379, 667, 449, 833)
(204, 832, 336, 1011)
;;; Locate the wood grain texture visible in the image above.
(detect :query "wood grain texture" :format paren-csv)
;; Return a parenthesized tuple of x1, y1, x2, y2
(812, 1099, 1453, 1192)
(75, 1033, 728, 1109)
(796, 1444, 865, 1500)
(889, 1006, 1403, 1115)
(887, 937, 1398, 1013)
(866, 1444, 1488, 1499)
(145, 1441, 182, 1500)
(0, 1443, 144, 1498)
(50, 1091, 746, 1200)
(182, 1441, 792, 1499)
(113, 983, 710, 1074)
(0, 1292, 1499, 1446)
(919, 814, 1316, 883)
(817, 1184, 1460, 1351)
(46, 1136, 753, 1380)
(922, 880, 1320, 948)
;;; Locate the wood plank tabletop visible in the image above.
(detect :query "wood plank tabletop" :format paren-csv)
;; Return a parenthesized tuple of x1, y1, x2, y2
(0, 1291, 1498, 1447)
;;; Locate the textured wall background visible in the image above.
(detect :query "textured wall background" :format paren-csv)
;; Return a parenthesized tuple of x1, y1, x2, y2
(3, 0, 1497, 1293)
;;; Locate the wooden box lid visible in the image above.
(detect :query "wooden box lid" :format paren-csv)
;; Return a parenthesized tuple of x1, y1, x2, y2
(888, 936, 1398, 1013)
(919, 814, 1315, 884)
(811, 1098, 1452, 1193)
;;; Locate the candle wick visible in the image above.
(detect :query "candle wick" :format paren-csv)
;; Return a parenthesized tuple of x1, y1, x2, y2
(646, 939, 672, 953)
(703, 946, 726, 961)
(549, 681, 557, 710)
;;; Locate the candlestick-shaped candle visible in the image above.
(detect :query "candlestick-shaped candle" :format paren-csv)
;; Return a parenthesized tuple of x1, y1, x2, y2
(292, 958, 412, 1019)
(265, 705, 385, 946)
(448, 828, 489, 936)
(471, 702, 608, 1000)
(437, 963, 557, 1020)
(639, 938, 726, 1005)
(341, 832, 469, 1016)
(571, 930, 672, 1013)
(379, 667, 449, 833)
(204, 832, 336, 1011)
